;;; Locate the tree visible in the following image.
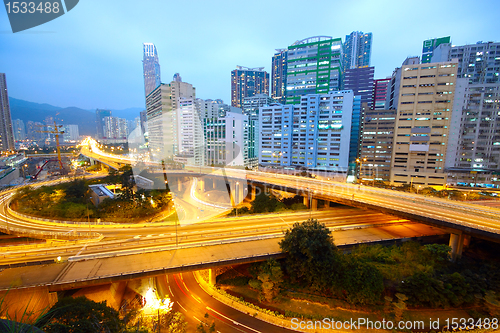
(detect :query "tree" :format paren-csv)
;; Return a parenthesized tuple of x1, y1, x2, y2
(257, 260, 283, 302)
(38, 296, 123, 333)
(279, 219, 341, 290)
(339, 258, 384, 305)
(250, 193, 281, 213)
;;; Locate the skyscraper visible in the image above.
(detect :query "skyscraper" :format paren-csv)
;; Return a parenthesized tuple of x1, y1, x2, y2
(372, 78, 391, 110)
(95, 109, 111, 139)
(143, 43, 161, 97)
(0, 74, 15, 151)
(285, 36, 343, 104)
(390, 61, 458, 186)
(421, 36, 451, 63)
(231, 66, 269, 108)
(343, 31, 372, 70)
(271, 49, 287, 104)
(12, 119, 26, 142)
(343, 67, 374, 108)
(259, 90, 355, 175)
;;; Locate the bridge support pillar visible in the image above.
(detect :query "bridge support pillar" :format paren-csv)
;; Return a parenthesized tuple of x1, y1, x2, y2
(303, 195, 310, 208)
(231, 181, 244, 205)
(323, 200, 330, 208)
(208, 268, 216, 286)
(250, 185, 256, 200)
(449, 233, 466, 262)
(198, 178, 204, 192)
(311, 198, 318, 211)
(177, 178, 182, 192)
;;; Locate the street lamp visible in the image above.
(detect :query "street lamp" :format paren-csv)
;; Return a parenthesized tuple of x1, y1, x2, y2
(356, 157, 367, 183)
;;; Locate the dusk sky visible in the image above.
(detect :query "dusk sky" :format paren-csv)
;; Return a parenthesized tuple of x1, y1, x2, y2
(1, 0, 499, 110)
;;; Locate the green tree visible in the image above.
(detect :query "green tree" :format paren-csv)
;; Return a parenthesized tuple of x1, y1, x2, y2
(257, 260, 283, 302)
(38, 296, 123, 333)
(64, 179, 88, 201)
(279, 219, 341, 291)
(340, 258, 384, 305)
(250, 193, 281, 213)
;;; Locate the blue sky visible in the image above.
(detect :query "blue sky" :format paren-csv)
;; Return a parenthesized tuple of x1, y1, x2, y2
(1, 0, 499, 110)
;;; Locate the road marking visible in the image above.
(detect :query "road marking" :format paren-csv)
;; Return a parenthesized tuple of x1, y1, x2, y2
(193, 316, 201, 322)
(206, 306, 262, 333)
(177, 301, 187, 313)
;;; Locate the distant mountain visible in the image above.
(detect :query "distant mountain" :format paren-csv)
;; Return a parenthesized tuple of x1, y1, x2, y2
(8, 98, 144, 137)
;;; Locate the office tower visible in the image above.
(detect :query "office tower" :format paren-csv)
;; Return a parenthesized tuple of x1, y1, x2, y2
(139, 110, 148, 136)
(390, 61, 458, 186)
(285, 36, 343, 104)
(231, 66, 269, 108)
(422, 36, 451, 63)
(176, 97, 204, 166)
(385, 57, 420, 110)
(96, 109, 111, 140)
(343, 31, 372, 70)
(445, 79, 500, 187)
(196, 99, 222, 119)
(359, 105, 396, 182)
(63, 124, 79, 142)
(12, 119, 26, 142)
(204, 112, 249, 167)
(146, 79, 196, 162)
(0, 73, 15, 151)
(447, 41, 500, 84)
(242, 94, 275, 167)
(343, 67, 374, 108)
(271, 49, 288, 104)
(259, 90, 354, 175)
(143, 43, 161, 97)
(372, 78, 391, 110)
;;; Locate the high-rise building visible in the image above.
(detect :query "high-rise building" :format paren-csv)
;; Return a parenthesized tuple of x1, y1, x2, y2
(259, 91, 355, 175)
(103, 116, 128, 141)
(26, 121, 43, 141)
(271, 49, 288, 104)
(242, 94, 275, 167)
(385, 57, 420, 110)
(445, 79, 500, 187)
(343, 67, 374, 108)
(390, 61, 458, 186)
(143, 43, 161, 97)
(421, 36, 451, 63)
(63, 124, 79, 142)
(343, 31, 372, 70)
(96, 109, 111, 140)
(204, 112, 249, 167)
(0, 73, 15, 151)
(372, 78, 391, 110)
(285, 36, 343, 104)
(176, 97, 204, 166)
(146, 78, 196, 162)
(359, 105, 396, 183)
(12, 119, 26, 142)
(231, 66, 269, 108)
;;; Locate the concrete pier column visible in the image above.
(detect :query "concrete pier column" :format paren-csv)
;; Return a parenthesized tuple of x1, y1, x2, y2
(303, 195, 310, 208)
(198, 178, 205, 192)
(250, 185, 256, 200)
(323, 200, 330, 208)
(463, 235, 471, 247)
(177, 178, 182, 192)
(311, 198, 318, 211)
(449, 233, 465, 262)
(208, 269, 216, 286)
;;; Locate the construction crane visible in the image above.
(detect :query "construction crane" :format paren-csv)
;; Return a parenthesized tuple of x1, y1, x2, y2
(37, 120, 65, 171)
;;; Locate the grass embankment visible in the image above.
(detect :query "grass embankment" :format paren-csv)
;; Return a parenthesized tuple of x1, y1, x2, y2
(216, 240, 500, 329)
(11, 174, 174, 223)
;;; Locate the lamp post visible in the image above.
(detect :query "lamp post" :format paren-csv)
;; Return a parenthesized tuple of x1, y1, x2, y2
(356, 157, 367, 184)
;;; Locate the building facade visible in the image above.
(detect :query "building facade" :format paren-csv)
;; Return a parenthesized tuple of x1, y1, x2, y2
(285, 36, 343, 104)
(96, 109, 111, 140)
(63, 124, 79, 142)
(359, 106, 396, 183)
(390, 61, 458, 186)
(343, 67, 374, 108)
(231, 66, 269, 108)
(176, 97, 204, 166)
(0, 73, 15, 151)
(343, 31, 372, 70)
(204, 112, 249, 167)
(385, 57, 420, 110)
(143, 43, 161, 97)
(259, 91, 354, 175)
(271, 49, 287, 104)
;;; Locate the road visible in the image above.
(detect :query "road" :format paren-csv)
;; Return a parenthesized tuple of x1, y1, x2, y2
(159, 272, 292, 333)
